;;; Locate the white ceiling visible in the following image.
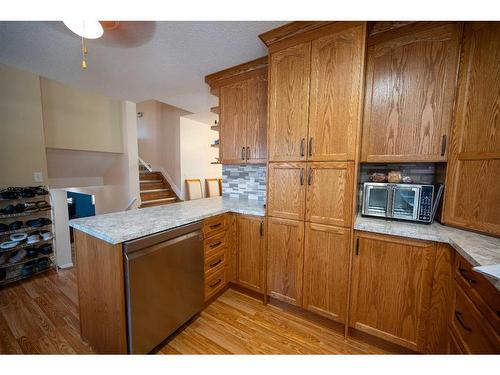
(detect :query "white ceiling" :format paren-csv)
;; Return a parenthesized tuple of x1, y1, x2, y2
(0, 21, 285, 124)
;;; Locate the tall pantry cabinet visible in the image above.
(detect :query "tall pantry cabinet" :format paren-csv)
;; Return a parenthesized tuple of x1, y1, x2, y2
(261, 22, 366, 322)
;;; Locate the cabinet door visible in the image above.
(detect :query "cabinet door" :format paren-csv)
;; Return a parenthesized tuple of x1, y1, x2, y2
(268, 42, 311, 161)
(303, 223, 350, 323)
(220, 80, 247, 163)
(267, 162, 306, 221)
(236, 215, 264, 292)
(305, 162, 354, 227)
(361, 23, 461, 162)
(246, 71, 268, 163)
(349, 232, 436, 352)
(443, 23, 500, 236)
(308, 23, 365, 161)
(267, 217, 304, 306)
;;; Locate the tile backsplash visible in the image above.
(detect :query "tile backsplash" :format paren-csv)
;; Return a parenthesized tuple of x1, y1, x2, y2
(222, 164, 266, 202)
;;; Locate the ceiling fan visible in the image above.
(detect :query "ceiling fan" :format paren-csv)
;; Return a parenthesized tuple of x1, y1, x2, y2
(62, 21, 155, 69)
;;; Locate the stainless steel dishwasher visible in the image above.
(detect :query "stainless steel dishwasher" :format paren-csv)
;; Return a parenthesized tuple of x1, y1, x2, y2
(123, 221, 204, 354)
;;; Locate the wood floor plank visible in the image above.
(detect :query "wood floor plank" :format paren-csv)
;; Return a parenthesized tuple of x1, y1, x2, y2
(0, 268, 392, 354)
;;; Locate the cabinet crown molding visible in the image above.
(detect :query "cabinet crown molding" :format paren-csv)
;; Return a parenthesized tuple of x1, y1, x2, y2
(204, 56, 268, 90)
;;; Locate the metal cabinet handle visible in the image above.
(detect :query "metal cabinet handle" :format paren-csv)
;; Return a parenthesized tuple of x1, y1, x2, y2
(441, 135, 447, 156)
(246, 146, 250, 160)
(242, 147, 245, 160)
(307, 168, 313, 186)
(209, 241, 222, 248)
(355, 238, 360, 256)
(209, 223, 222, 230)
(209, 279, 222, 288)
(209, 259, 223, 268)
(308, 137, 313, 157)
(260, 221, 264, 236)
(455, 311, 472, 332)
(300, 138, 305, 157)
(458, 268, 477, 284)
(300, 168, 304, 185)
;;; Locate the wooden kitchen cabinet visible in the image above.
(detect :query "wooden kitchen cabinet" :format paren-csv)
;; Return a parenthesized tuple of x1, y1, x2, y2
(305, 162, 354, 227)
(303, 223, 350, 322)
(308, 23, 365, 161)
(205, 57, 268, 164)
(220, 80, 247, 163)
(266, 217, 305, 306)
(443, 22, 500, 236)
(267, 162, 306, 221)
(268, 23, 366, 162)
(349, 231, 436, 352)
(361, 22, 462, 162)
(236, 215, 265, 293)
(268, 42, 310, 162)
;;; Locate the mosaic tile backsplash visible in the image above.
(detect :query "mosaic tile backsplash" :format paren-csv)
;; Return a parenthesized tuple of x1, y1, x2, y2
(222, 164, 266, 202)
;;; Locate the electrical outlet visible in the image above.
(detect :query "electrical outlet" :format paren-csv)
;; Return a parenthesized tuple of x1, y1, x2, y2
(33, 171, 43, 183)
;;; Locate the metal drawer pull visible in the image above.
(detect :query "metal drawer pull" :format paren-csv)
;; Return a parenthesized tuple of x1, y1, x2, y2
(209, 279, 222, 288)
(209, 241, 222, 248)
(455, 311, 472, 332)
(300, 138, 305, 157)
(300, 168, 304, 185)
(209, 223, 222, 229)
(209, 259, 223, 268)
(459, 268, 477, 284)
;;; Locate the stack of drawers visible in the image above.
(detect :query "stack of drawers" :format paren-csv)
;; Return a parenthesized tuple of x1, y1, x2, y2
(203, 214, 229, 301)
(450, 253, 500, 353)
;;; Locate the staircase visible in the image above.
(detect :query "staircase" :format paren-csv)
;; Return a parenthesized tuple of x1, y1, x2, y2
(139, 171, 180, 208)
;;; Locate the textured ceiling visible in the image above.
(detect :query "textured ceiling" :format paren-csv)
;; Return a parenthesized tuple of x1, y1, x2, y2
(0, 21, 285, 124)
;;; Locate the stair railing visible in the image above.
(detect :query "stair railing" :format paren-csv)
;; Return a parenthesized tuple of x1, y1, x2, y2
(125, 197, 137, 211)
(138, 156, 153, 172)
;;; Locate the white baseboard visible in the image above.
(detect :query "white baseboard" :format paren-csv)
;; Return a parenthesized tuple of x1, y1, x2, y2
(58, 262, 74, 269)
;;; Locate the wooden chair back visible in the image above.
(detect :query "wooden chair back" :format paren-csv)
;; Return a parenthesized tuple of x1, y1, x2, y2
(206, 178, 221, 197)
(185, 179, 203, 200)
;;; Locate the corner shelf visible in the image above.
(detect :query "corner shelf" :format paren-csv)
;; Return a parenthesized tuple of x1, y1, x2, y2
(210, 143, 220, 148)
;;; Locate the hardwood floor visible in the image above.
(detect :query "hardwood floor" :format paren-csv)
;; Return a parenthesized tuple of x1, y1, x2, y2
(0, 268, 390, 354)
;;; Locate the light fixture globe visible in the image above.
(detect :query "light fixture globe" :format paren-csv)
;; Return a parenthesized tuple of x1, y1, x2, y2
(63, 20, 104, 39)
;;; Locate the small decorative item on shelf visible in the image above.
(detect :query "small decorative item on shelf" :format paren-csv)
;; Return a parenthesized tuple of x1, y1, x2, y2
(402, 176, 414, 184)
(387, 170, 403, 183)
(370, 172, 387, 182)
(0, 185, 55, 287)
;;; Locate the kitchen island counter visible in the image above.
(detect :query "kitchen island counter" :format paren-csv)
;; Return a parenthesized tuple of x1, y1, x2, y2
(70, 196, 265, 245)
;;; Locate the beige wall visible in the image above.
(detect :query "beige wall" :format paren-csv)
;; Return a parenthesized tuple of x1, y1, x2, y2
(180, 117, 222, 199)
(137, 100, 190, 196)
(0, 64, 48, 186)
(41, 77, 123, 153)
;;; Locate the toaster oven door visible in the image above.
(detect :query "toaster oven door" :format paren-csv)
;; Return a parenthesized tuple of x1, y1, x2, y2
(391, 186, 420, 221)
(363, 184, 391, 217)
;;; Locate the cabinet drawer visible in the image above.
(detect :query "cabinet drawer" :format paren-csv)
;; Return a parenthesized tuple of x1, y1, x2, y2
(204, 231, 227, 257)
(451, 283, 500, 353)
(204, 248, 227, 276)
(454, 254, 500, 333)
(203, 215, 226, 238)
(205, 266, 227, 301)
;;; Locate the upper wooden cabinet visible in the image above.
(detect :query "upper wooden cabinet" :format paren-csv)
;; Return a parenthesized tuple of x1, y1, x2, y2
(236, 215, 265, 293)
(266, 22, 366, 162)
(303, 223, 350, 323)
(349, 231, 436, 352)
(361, 23, 462, 162)
(443, 22, 500, 236)
(268, 42, 311, 162)
(205, 57, 268, 164)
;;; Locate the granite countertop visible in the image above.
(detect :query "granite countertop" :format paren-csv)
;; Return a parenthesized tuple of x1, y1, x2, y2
(70, 196, 265, 245)
(355, 214, 500, 289)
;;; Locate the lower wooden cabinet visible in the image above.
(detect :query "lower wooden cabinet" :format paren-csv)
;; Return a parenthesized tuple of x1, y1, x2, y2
(266, 217, 305, 306)
(349, 231, 436, 352)
(236, 215, 265, 293)
(302, 223, 350, 322)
